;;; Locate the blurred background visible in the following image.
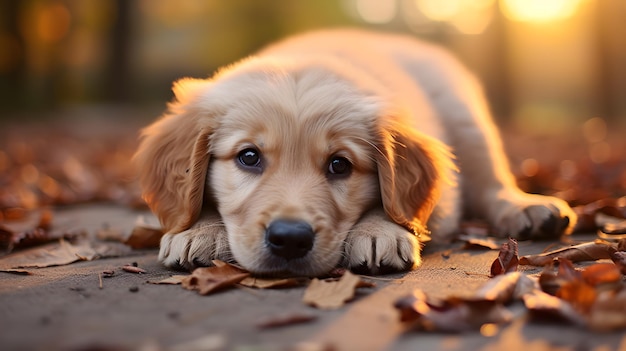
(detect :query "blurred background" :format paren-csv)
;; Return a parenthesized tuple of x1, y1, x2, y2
(2, 0, 626, 128)
(0, 0, 625, 215)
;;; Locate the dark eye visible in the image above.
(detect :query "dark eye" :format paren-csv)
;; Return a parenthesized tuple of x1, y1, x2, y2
(327, 156, 352, 178)
(237, 148, 262, 171)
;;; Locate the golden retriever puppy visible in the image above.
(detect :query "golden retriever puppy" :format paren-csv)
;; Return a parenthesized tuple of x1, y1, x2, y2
(134, 29, 576, 276)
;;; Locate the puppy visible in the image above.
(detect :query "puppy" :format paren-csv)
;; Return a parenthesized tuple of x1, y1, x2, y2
(134, 29, 576, 276)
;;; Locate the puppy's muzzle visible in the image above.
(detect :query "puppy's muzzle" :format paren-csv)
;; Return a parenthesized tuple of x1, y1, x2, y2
(265, 219, 314, 260)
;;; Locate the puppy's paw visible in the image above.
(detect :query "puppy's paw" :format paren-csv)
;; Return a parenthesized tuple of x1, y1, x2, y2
(158, 224, 230, 271)
(490, 192, 576, 240)
(343, 213, 421, 275)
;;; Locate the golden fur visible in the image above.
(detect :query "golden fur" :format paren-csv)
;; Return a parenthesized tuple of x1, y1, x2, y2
(134, 29, 576, 276)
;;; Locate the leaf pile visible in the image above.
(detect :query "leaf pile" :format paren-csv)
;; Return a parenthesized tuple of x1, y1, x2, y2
(396, 237, 626, 332)
(394, 272, 534, 332)
(157, 260, 375, 311)
(510, 119, 626, 207)
(529, 258, 626, 330)
(0, 122, 143, 221)
(572, 197, 626, 235)
(0, 209, 84, 255)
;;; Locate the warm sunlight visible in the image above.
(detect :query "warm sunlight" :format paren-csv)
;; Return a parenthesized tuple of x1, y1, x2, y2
(355, 0, 397, 24)
(501, 0, 585, 22)
(412, 0, 495, 34)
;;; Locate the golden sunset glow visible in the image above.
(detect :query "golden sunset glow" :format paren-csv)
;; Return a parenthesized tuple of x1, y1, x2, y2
(501, 0, 584, 22)
(409, 0, 495, 35)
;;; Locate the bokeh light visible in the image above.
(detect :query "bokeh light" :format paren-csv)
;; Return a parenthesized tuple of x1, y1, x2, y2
(501, 0, 584, 23)
(355, 0, 397, 24)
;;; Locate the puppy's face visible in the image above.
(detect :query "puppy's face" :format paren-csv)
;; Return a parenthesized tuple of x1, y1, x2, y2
(208, 67, 382, 276)
(136, 59, 450, 277)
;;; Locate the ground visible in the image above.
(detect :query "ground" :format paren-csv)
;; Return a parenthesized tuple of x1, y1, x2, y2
(1, 109, 625, 351)
(1, 205, 625, 351)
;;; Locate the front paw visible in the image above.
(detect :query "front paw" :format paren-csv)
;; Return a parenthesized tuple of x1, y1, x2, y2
(158, 225, 230, 271)
(491, 192, 576, 240)
(343, 216, 421, 275)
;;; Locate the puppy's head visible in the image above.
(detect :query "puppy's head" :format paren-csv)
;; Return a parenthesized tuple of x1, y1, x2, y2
(135, 58, 452, 276)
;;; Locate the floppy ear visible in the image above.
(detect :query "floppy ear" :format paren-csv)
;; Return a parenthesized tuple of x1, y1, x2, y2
(376, 118, 456, 236)
(133, 78, 215, 234)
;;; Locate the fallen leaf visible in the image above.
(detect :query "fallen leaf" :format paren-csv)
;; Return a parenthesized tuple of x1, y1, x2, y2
(122, 265, 146, 274)
(0, 239, 131, 269)
(490, 238, 518, 276)
(182, 263, 250, 295)
(394, 290, 512, 332)
(556, 279, 597, 314)
(0, 268, 31, 275)
(148, 275, 188, 285)
(459, 235, 500, 250)
(572, 197, 626, 233)
(302, 271, 374, 309)
(539, 258, 623, 315)
(581, 263, 621, 286)
(519, 240, 617, 266)
(255, 312, 318, 329)
(239, 277, 304, 289)
(611, 251, 626, 274)
(0, 210, 84, 255)
(473, 272, 538, 303)
(599, 217, 626, 236)
(125, 218, 163, 249)
(589, 289, 626, 331)
(523, 289, 587, 327)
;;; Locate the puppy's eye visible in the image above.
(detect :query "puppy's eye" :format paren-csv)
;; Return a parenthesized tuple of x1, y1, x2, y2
(237, 148, 262, 171)
(327, 156, 352, 178)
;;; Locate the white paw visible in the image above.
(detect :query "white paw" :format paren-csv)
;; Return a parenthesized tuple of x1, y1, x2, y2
(158, 224, 230, 271)
(343, 215, 421, 275)
(490, 192, 576, 239)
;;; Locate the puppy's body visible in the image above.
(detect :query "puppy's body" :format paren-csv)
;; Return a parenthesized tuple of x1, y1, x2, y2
(135, 29, 575, 276)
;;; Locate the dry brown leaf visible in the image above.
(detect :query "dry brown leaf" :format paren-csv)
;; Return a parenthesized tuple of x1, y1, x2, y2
(556, 280, 597, 314)
(600, 217, 626, 236)
(0, 210, 84, 255)
(394, 290, 512, 332)
(523, 290, 587, 326)
(611, 251, 626, 274)
(581, 263, 621, 286)
(588, 289, 626, 331)
(573, 197, 626, 233)
(490, 238, 518, 276)
(182, 263, 250, 295)
(302, 271, 374, 309)
(148, 275, 188, 285)
(519, 240, 617, 266)
(239, 277, 304, 289)
(473, 272, 537, 303)
(255, 312, 318, 329)
(122, 265, 146, 274)
(459, 235, 500, 250)
(125, 220, 163, 249)
(0, 239, 131, 269)
(0, 268, 31, 275)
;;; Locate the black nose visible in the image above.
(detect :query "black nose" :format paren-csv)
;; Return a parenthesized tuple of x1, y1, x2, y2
(265, 219, 315, 260)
